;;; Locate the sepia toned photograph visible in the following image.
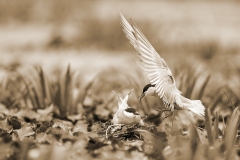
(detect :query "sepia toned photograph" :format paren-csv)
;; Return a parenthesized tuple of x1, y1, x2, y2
(0, 0, 240, 159)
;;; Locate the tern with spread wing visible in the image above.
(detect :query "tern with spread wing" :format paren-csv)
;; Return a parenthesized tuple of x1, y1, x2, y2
(119, 13, 205, 117)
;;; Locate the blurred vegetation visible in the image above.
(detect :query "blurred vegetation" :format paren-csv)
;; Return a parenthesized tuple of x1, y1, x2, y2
(0, 62, 239, 159)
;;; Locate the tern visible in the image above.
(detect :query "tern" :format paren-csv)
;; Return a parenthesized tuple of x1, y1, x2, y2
(119, 13, 205, 117)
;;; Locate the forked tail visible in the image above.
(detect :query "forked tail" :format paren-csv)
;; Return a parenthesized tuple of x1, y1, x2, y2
(186, 100, 205, 117)
(180, 96, 205, 116)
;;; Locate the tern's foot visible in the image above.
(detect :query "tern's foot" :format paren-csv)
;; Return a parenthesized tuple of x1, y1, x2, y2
(155, 108, 171, 113)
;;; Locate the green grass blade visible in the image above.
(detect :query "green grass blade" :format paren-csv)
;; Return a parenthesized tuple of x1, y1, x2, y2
(205, 107, 214, 146)
(54, 83, 61, 112)
(20, 74, 39, 109)
(30, 72, 45, 108)
(69, 72, 84, 114)
(210, 87, 224, 112)
(213, 112, 219, 140)
(178, 72, 185, 93)
(186, 113, 201, 143)
(64, 65, 72, 114)
(39, 67, 52, 107)
(197, 74, 211, 100)
(59, 65, 71, 117)
(80, 79, 95, 104)
(59, 71, 66, 112)
(32, 87, 41, 109)
(185, 74, 198, 99)
(39, 67, 47, 103)
(225, 107, 240, 160)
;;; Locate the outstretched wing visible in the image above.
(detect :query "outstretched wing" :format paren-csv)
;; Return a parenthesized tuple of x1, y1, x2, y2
(119, 12, 182, 107)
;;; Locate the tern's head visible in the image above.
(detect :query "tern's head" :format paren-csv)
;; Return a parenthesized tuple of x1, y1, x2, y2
(123, 107, 139, 118)
(139, 84, 156, 101)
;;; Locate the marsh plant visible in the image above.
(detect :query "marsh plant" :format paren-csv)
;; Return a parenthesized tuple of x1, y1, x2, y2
(0, 63, 239, 160)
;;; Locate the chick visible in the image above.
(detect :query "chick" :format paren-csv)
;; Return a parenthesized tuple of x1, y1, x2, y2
(106, 90, 144, 138)
(112, 89, 144, 126)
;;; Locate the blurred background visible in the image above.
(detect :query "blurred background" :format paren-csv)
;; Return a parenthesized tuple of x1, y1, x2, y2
(1, 0, 240, 74)
(1, 0, 240, 115)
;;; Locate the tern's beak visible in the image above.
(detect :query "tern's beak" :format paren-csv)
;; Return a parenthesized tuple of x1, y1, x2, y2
(139, 93, 146, 102)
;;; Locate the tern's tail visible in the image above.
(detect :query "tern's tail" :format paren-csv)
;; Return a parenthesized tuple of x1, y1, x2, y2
(185, 100, 205, 117)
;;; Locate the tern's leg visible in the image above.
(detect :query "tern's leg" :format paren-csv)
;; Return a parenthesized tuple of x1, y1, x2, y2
(155, 108, 171, 113)
(161, 111, 173, 121)
(170, 111, 175, 134)
(155, 108, 173, 121)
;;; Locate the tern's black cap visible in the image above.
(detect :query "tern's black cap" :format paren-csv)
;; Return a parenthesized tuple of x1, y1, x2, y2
(142, 84, 156, 93)
(125, 107, 139, 115)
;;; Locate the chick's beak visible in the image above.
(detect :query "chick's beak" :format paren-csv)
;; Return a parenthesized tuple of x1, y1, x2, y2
(134, 112, 139, 115)
(139, 93, 146, 102)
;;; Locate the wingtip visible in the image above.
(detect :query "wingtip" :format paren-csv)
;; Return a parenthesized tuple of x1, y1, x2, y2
(130, 18, 133, 23)
(118, 11, 125, 20)
(118, 11, 122, 16)
(112, 90, 123, 101)
(130, 18, 137, 27)
(127, 88, 134, 96)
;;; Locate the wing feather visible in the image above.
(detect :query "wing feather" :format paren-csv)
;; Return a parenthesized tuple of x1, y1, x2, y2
(119, 13, 182, 107)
